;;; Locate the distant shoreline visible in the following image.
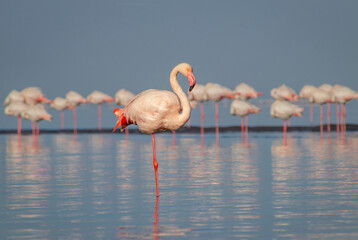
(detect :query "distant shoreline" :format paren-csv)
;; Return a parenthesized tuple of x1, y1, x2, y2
(1, 124, 358, 135)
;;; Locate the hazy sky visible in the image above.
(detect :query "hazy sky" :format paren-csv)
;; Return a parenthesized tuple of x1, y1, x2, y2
(1, 0, 358, 129)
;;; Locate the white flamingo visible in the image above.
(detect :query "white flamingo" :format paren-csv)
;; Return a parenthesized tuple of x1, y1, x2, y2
(112, 63, 196, 197)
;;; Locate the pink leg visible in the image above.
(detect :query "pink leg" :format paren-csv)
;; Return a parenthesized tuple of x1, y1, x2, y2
(36, 122, 40, 136)
(61, 111, 64, 130)
(172, 130, 176, 147)
(200, 103, 204, 136)
(17, 115, 22, 135)
(340, 103, 344, 133)
(98, 104, 102, 131)
(245, 115, 248, 137)
(241, 117, 245, 144)
(73, 108, 77, 134)
(215, 102, 219, 136)
(152, 133, 159, 197)
(327, 103, 330, 132)
(342, 103, 346, 133)
(320, 105, 323, 134)
(336, 104, 340, 133)
(310, 103, 313, 126)
(283, 120, 287, 146)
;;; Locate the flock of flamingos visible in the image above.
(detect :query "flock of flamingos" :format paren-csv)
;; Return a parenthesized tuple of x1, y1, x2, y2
(4, 63, 358, 196)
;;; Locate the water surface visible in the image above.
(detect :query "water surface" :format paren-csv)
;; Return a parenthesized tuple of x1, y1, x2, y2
(1, 131, 358, 239)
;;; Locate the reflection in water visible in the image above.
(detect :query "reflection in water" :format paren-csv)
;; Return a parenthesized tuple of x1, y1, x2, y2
(271, 133, 358, 239)
(1, 132, 358, 239)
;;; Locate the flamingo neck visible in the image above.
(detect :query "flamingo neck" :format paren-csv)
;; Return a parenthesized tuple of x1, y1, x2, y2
(170, 66, 191, 126)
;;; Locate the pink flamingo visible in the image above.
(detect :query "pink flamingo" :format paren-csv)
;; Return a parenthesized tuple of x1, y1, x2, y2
(21, 87, 52, 105)
(331, 85, 358, 133)
(230, 99, 261, 142)
(234, 83, 262, 100)
(112, 63, 196, 197)
(87, 90, 114, 130)
(4, 101, 28, 135)
(206, 82, 234, 137)
(310, 88, 332, 134)
(51, 97, 68, 129)
(21, 104, 53, 136)
(115, 89, 136, 107)
(270, 100, 304, 145)
(188, 83, 208, 135)
(271, 84, 299, 101)
(4, 90, 25, 106)
(66, 91, 87, 134)
(299, 85, 317, 125)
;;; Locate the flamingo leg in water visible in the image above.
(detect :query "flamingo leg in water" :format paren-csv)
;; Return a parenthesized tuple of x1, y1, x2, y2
(73, 108, 77, 134)
(61, 111, 64, 130)
(310, 103, 313, 126)
(241, 117, 244, 144)
(245, 115, 248, 137)
(215, 102, 219, 136)
(36, 122, 40, 136)
(320, 104, 323, 134)
(200, 103, 204, 136)
(98, 104, 102, 131)
(152, 133, 159, 197)
(172, 130, 176, 147)
(17, 115, 21, 135)
(336, 104, 340, 133)
(283, 120, 287, 146)
(327, 103, 330, 132)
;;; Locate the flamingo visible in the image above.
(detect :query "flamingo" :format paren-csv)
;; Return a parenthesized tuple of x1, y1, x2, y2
(87, 90, 114, 130)
(270, 100, 304, 144)
(188, 83, 208, 135)
(112, 63, 196, 197)
(21, 104, 53, 136)
(331, 85, 358, 133)
(66, 91, 87, 134)
(205, 82, 234, 136)
(21, 87, 52, 105)
(234, 83, 262, 100)
(51, 97, 68, 129)
(230, 99, 261, 141)
(4, 90, 25, 106)
(271, 84, 299, 101)
(310, 88, 333, 134)
(4, 101, 28, 135)
(115, 89, 136, 107)
(299, 85, 317, 125)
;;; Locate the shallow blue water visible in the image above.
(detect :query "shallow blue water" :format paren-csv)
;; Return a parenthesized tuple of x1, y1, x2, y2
(1, 131, 358, 239)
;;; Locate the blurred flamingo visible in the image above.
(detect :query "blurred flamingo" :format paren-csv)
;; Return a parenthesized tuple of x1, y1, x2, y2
(270, 100, 304, 145)
(234, 83, 262, 100)
(51, 97, 68, 129)
(21, 87, 52, 105)
(4, 101, 28, 135)
(299, 85, 317, 125)
(66, 91, 87, 134)
(87, 90, 114, 130)
(230, 99, 261, 142)
(271, 84, 298, 101)
(21, 104, 53, 136)
(206, 82, 234, 137)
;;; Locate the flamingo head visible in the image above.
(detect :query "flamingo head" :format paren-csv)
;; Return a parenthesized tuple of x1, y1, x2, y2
(177, 63, 196, 92)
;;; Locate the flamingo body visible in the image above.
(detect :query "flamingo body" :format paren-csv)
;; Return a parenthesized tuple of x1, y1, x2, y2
(271, 84, 298, 101)
(270, 100, 304, 120)
(21, 87, 52, 105)
(87, 90, 114, 104)
(115, 89, 136, 107)
(234, 83, 262, 100)
(4, 90, 25, 106)
(230, 100, 261, 116)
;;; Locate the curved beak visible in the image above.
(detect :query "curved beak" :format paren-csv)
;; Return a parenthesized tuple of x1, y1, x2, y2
(187, 71, 196, 92)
